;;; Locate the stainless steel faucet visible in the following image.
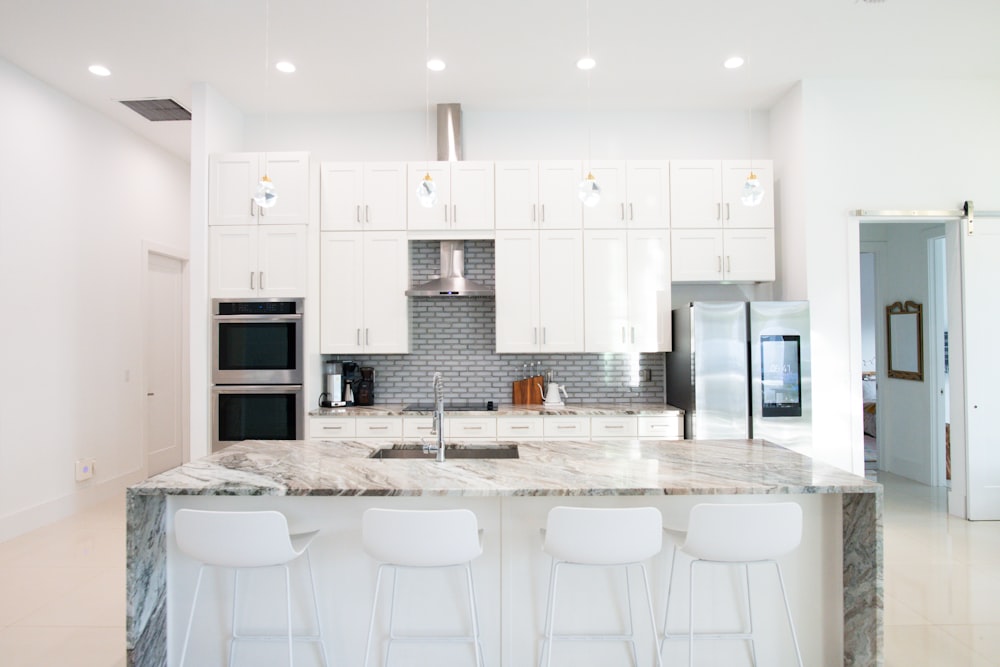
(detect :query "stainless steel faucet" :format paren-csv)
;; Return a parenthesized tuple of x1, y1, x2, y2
(429, 372, 445, 462)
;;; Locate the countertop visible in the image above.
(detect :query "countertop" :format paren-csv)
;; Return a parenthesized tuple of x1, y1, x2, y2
(309, 402, 684, 417)
(128, 437, 878, 498)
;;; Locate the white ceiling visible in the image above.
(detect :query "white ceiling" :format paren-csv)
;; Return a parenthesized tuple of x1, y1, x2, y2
(2, 0, 999, 161)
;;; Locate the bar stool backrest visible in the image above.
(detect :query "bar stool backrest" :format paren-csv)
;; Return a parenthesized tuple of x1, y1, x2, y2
(544, 506, 663, 565)
(362, 508, 482, 567)
(174, 509, 302, 568)
(683, 502, 803, 563)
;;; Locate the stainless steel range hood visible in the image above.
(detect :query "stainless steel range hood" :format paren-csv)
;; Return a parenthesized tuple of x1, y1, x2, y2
(406, 103, 494, 298)
(406, 240, 493, 297)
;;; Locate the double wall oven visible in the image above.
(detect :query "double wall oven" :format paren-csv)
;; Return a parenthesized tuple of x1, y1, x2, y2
(211, 299, 304, 451)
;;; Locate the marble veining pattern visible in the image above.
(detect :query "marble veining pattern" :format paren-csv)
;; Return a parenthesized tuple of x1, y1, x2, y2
(126, 438, 881, 667)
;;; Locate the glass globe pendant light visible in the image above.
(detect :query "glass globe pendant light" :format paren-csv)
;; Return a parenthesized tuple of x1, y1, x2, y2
(416, 171, 438, 207)
(253, 174, 278, 208)
(578, 171, 601, 207)
(741, 107, 764, 207)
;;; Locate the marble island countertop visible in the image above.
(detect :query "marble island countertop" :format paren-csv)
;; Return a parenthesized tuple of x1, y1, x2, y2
(129, 437, 878, 498)
(309, 402, 683, 417)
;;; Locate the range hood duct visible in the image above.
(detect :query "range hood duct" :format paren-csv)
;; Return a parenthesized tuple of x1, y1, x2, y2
(406, 240, 493, 297)
(407, 103, 494, 297)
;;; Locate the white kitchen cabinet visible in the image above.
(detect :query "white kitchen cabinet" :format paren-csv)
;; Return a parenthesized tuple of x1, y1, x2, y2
(496, 417, 544, 439)
(319, 231, 410, 354)
(449, 417, 498, 440)
(209, 152, 310, 226)
(637, 415, 683, 440)
(582, 160, 669, 230)
(495, 230, 584, 353)
(591, 416, 639, 439)
(320, 162, 406, 231)
(407, 161, 494, 233)
(583, 229, 671, 352)
(542, 416, 590, 440)
(671, 228, 775, 282)
(209, 225, 307, 298)
(309, 417, 357, 440)
(495, 161, 583, 230)
(670, 159, 774, 282)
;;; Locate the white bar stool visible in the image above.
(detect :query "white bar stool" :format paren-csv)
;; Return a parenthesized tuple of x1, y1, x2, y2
(174, 509, 329, 667)
(540, 506, 664, 667)
(660, 502, 804, 667)
(361, 508, 485, 667)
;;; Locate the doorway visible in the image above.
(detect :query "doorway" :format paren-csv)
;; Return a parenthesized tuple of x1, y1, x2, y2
(144, 249, 188, 475)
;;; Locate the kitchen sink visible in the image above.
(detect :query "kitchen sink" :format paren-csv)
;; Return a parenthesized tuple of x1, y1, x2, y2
(370, 444, 519, 460)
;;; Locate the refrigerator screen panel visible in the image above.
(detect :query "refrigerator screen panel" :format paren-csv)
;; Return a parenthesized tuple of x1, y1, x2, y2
(760, 334, 802, 417)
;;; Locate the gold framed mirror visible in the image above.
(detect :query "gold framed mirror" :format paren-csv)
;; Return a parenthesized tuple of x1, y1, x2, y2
(886, 301, 923, 381)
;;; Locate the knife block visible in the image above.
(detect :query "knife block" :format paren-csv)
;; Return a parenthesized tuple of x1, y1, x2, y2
(512, 376, 544, 404)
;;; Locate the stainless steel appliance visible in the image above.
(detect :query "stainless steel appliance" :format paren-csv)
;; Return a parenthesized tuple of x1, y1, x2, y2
(666, 301, 811, 449)
(212, 385, 304, 451)
(212, 299, 303, 385)
(320, 361, 344, 408)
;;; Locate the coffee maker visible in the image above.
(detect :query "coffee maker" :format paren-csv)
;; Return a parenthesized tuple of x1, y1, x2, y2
(319, 361, 345, 408)
(341, 361, 361, 406)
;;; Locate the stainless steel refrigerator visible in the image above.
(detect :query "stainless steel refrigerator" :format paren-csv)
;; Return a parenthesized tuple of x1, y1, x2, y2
(666, 301, 811, 449)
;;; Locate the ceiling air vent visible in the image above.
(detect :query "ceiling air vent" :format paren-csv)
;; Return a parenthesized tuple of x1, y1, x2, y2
(119, 98, 191, 122)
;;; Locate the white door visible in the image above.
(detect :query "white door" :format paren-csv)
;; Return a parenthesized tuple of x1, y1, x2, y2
(495, 161, 539, 229)
(146, 252, 185, 475)
(208, 226, 257, 298)
(583, 230, 629, 352)
(364, 162, 407, 230)
(671, 229, 724, 282)
(260, 152, 310, 225)
(362, 232, 411, 353)
(320, 162, 364, 231)
(495, 231, 540, 353)
(407, 162, 450, 230)
(538, 230, 584, 352)
(208, 153, 257, 226)
(583, 161, 627, 229)
(537, 161, 583, 229)
(627, 229, 671, 351)
(320, 232, 365, 354)
(257, 226, 308, 297)
(724, 228, 776, 282)
(963, 220, 1000, 519)
(625, 160, 670, 229)
(450, 161, 495, 231)
(669, 160, 722, 229)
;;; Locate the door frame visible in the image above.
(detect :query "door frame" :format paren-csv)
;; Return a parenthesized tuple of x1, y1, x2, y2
(926, 232, 948, 487)
(859, 241, 888, 472)
(142, 241, 190, 475)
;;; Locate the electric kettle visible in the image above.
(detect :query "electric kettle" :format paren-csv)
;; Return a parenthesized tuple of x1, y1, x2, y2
(543, 382, 568, 406)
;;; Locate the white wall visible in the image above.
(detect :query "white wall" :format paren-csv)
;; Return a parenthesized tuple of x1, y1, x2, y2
(780, 78, 1000, 483)
(0, 57, 190, 539)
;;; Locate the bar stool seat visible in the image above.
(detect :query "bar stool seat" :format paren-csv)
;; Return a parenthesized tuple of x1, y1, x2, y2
(174, 509, 329, 667)
(661, 502, 804, 667)
(540, 506, 664, 667)
(362, 508, 485, 667)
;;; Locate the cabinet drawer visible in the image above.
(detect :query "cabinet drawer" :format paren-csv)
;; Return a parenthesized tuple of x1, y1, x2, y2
(497, 417, 543, 438)
(356, 418, 402, 438)
(591, 416, 638, 438)
(638, 415, 683, 439)
(309, 417, 356, 439)
(449, 417, 497, 439)
(402, 417, 436, 439)
(543, 416, 591, 438)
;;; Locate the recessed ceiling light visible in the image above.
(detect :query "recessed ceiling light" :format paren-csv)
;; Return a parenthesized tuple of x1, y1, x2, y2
(427, 58, 446, 72)
(88, 64, 111, 77)
(275, 61, 296, 73)
(724, 56, 745, 69)
(576, 56, 596, 71)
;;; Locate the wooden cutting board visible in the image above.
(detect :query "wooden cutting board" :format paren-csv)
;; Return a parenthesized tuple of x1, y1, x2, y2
(528, 375, 544, 404)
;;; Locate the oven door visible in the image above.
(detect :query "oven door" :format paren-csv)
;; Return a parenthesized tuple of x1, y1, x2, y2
(212, 312, 303, 384)
(212, 385, 304, 452)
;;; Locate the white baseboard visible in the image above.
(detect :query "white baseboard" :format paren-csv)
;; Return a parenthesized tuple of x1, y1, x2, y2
(0, 468, 148, 542)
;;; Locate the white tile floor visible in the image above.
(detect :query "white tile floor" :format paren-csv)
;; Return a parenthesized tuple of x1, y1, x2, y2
(0, 473, 998, 666)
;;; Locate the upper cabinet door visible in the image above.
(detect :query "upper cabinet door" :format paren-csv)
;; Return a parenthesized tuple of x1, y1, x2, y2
(582, 161, 627, 229)
(320, 162, 364, 231)
(721, 160, 774, 229)
(627, 229, 671, 351)
(363, 162, 407, 230)
(626, 161, 670, 229)
(670, 228, 725, 282)
(407, 162, 451, 230)
(362, 232, 411, 353)
(450, 161, 495, 231)
(538, 230, 584, 352)
(670, 160, 723, 229)
(260, 152, 310, 225)
(537, 161, 583, 229)
(723, 228, 775, 282)
(495, 161, 539, 230)
(208, 226, 258, 297)
(319, 232, 364, 354)
(209, 153, 258, 226)
(256, 226, 308, 297)
(495, 231, 541, 353)
(583, 230, 629, 352)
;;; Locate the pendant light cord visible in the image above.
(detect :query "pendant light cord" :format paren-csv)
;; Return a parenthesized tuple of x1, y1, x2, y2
(585, 0, 593, 170)
(424, 0, 431, 171)
(263, 0, 271, 172)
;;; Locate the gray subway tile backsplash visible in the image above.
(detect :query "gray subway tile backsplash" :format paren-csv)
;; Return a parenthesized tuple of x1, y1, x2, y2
(327, 239, 666, 405)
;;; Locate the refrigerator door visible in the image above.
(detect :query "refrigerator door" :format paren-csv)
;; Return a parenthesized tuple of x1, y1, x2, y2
(749, 301, 811, 450)
(667, 302, 750, 439)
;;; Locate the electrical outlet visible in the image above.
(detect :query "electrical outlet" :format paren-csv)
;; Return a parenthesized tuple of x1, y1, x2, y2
(639, 368, 652, 382)
(75, 459, 95, 481)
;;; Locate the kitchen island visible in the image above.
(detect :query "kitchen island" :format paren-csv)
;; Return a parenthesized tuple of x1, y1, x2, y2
(127, 438, 881, 666)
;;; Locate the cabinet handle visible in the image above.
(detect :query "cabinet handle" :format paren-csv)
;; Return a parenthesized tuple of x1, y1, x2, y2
(510, 425, 529, 430)
(532, 204, 537, 222)
(250, 199, 255, 216)
(534, 327, 538, 344)
(414, 426, 432, 431)
(725, 202, 731, 220)
(357, 329, 361, 346)
(365, 328, 370, 345)
(604, 424, 625, 429)
(542, 328, 547, 344)
(541, 204, 546, 222)
(369, 425, 388, 431)
(631, 327, 636, 344)
(259, 272, 264, 289)
(620, 202, 625, 221)
(726, 256, 731, 273)
(444, 204, 449, 223)
(452, 204, 457, 224)
(356, 205, 361, 223)
(629, 202, 634, 221)
(322, 425, 344, 431)
(716, 203, 721, 220)
(250, 272, 255, 290)
(717, 256, 722, 273)
(460, 425, 484, 431)
(621, 327, 626, 343)
(365, 204, 371, 223)
(557, 425, 575, 430)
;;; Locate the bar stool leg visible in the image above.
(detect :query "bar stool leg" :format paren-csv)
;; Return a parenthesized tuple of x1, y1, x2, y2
(688, 560, 697, 667)
(303, 550, 331, 667)
(178, 565, 206, 667)
(282, 564, 294, 666)
(464, 562, 485, 667)
(774, 561, 804, 667)
(660, 544, 678, 653)
(623, 567, 639, 667)
(230, 569, 242, 667)
(744, 564, 757, 667)
(385, 567, 401, 667)
(363, 564, 387, 667)
(541, 560, 561, 667)
(638, 563, 665, 667)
